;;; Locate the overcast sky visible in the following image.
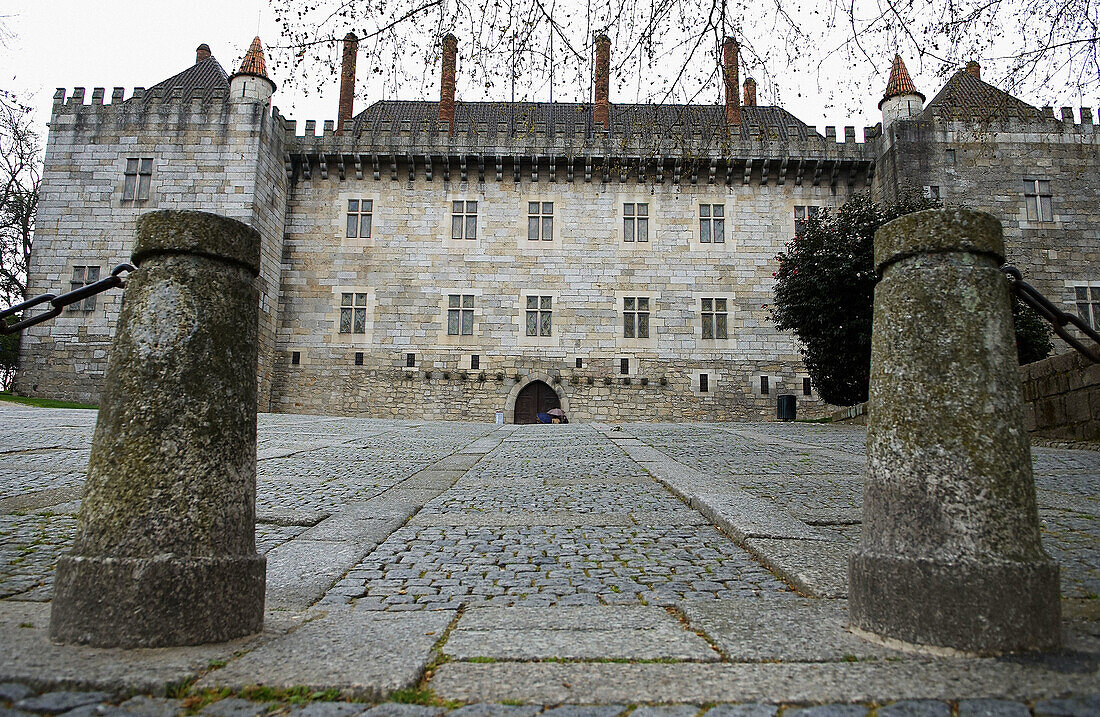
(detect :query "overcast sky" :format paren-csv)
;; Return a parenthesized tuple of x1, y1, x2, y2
(2, 0, 1092, 141)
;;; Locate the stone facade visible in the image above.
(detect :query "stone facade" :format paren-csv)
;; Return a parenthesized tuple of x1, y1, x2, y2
(13, 43, 1100, 422)
(1021, 350, 1100, 441)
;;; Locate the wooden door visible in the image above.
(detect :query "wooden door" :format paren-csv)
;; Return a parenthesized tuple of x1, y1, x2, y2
(514, 381, 560, 424)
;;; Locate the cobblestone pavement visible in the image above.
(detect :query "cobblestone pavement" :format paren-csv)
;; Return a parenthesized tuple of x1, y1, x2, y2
(0, 403, 1098, 712)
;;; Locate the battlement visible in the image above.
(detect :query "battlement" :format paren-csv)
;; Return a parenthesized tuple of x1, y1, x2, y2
(48, 86, 290, 135)
(284, 115, 879, 163)
(921, 104, 1097, 133)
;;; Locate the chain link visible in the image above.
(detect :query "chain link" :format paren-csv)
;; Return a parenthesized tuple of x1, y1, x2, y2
(0, 264, 135, 335)
(1001, 264, 1100, 363)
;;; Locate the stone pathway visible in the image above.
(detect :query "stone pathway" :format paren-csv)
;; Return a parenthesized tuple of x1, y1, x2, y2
(0, 403, 1098, 714)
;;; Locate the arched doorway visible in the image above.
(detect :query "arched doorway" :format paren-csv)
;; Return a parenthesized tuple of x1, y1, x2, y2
(513, 380, 561, 424)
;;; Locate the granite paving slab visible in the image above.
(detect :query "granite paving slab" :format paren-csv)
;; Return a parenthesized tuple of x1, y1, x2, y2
(444, 606, 718, 661)
(198, 608, 454, 699)
(0, 602, 253, 696)
(678, 597, 897, 662)
(742, 538, 854, 598)
(265, 539, 378, 611)
(428, 659, 1100, 705)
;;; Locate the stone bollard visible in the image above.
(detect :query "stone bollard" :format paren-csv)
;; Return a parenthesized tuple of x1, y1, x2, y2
(49, 210, 266, 647)
(849, 209, 1060, 655)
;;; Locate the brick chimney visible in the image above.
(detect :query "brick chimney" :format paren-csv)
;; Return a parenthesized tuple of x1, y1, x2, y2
(439, 34, 458, 131)
(594, 34, 611, 130)
(743, 77, 757, 107)
(337, 32, 358, 133)
(966, 61, 980, 80)
(723, 36, 740, 127)
(196, 44, 211, 64)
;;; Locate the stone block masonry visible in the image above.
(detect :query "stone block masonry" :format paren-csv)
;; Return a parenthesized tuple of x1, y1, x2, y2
(1021, 350, 1100, 442)
(13, 87, 287, 409)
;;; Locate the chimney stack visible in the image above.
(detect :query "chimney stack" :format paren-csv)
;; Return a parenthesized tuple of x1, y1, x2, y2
(196, 44, 211, 64)
(594, 34, 611, 130)
(966, 61, 980, 80)
(439, 34, 458, 132)
(338, 32, 358, 133)
(723, 36, 741, 127)
(743, 77, 757, 107)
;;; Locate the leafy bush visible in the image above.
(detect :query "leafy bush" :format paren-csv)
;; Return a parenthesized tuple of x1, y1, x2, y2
(770, 192, 1050, 405)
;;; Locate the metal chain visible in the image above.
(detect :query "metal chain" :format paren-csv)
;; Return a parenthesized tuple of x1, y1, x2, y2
(1001, 264, 1100, 363)
(0, 264, 135, 335)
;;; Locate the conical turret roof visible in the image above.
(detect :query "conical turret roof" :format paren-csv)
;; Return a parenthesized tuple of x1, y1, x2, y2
(237, 36, 269, 78)
(879, 54, 924, 108)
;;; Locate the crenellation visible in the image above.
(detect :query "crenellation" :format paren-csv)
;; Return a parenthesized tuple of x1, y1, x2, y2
(91, 88, 105, 104)
(69, 87, 85, 105)
(111, 87, 125, 103)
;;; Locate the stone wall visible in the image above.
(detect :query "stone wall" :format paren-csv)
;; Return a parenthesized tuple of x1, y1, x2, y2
(1021, 351, 1099, 441)
(14, 88, 286, 405)
(873, 111, 1100, 332)
(269, 159, 839, 421)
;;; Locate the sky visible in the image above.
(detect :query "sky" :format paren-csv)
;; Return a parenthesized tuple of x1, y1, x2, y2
(1, 0, 1092, 141)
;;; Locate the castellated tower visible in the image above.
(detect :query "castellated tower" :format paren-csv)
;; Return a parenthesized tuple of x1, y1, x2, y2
(878, 55, 924, 129)
(15, 39, 288, 407)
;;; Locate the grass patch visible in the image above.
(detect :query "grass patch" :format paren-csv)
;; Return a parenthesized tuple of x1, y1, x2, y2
(0, 392, 97, 410)
(388, 687, 461, 708)
(465, 656, 497, 663)
(179, 687, 230, 713)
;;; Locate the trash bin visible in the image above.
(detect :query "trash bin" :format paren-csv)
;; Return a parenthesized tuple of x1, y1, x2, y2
(777, 394, 796, 421)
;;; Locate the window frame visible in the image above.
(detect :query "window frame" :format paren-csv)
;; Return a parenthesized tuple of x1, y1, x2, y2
(794, 205, 820, 235)
(1073, 283, 1100, 331)
(451, 200, 478, 241)
(527, 201, 555, 242)
(122, 157, 153, 202)
(68, 265, 101, 311)
(700, 297, 729, 340)
(622, 202, 650, 244)
(622, 296, 651, 339)
(447, 293, 475, 336)
(525, 295, 553, 337)
(346, 198, 374, 239)
(698, 203, 726, 245)
(1023, 179, 1053, 222)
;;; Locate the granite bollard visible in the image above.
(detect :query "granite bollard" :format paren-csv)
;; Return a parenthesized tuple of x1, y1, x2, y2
(49, 210, 266, 647)
(849, 209, 1060, 655)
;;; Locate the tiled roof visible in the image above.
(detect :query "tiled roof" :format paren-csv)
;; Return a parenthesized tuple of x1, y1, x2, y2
(237, 36, 269, 78)
(352, 100, 820, 140)
(921, 69, 1043, 121)
(881, 55, 922, 103)
(145, 56, 229, 96)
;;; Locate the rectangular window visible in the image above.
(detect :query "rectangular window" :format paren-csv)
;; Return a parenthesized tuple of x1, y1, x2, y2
(699, 204, 725, 243)
(346, 199, 373, 238)
(623, 203, 649, 243)
(406, 353, 416, 368)
(291, 351, 301, 365)
(623, 296, 650, 339)
(620, 358, 630, 375)
(451, 200, 478, 240)
(68, 266, 101, 311)
(354, 352, 364, 366)
(525, 295, 552, 336)
(699, 373, 709, 393)
(1075, 286, 1100, 331)
(760, 376, 770, 395)
(700, 297, 728, 339)
(576, 357, 583, 368)
(803, 377, 812, 396)
(122, 158, 152, 202)
(945, 148, 956, 165)
(527, 201, 554, 241)
(923, 185, 941, 200)
(447, 294, 474, 336)
(471, 354, 480, 370)
(1024, 179, 1053, 222)
(339, 292, 368, 334)
(794, 205, 820, 235)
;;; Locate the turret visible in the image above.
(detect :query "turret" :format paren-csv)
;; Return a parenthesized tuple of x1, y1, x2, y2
(229, 36, 276, 104)
(879, 54, 924, 129)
